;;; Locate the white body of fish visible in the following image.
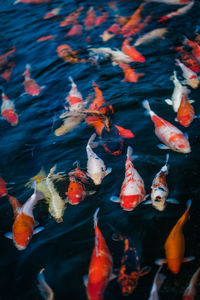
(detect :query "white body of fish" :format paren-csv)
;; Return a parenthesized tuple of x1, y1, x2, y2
(145, 0, 190, 5)
(148, 266, 166, 300)
(86, 134, 112, 185)
(38, 269, 54, 300)
(134, 28, 167, 47)
(176, 59, 199, 88)
(89, 47, 133, 63)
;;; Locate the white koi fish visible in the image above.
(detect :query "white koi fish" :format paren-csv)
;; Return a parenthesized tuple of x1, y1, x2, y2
(144, 0, 191, 5)
(38, 268, 54, 300)
(143, 100, 191, 153)
(65, 76, 86, 112)
(89, 47, 133, 64)
(134, 28, 168, 47)
(183, 266, 200, 300)
(86, 133, 112, 185)
(148, 266, 166, 300)
(110, 146, 146, 211)
(176, 59, 199, 89)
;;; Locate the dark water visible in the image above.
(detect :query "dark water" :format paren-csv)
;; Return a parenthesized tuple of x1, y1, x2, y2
(1, 0, 200, 299)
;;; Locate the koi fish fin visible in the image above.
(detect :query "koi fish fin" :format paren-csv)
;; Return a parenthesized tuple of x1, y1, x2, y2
(114, 125, 135, 138)
(93, 207, 99, 228)
(165, 99, 173, 105)
(105, 167, 112, 176)
(110, 196, 120, 203)
(155, 258, 167, 266)
(41, 86, 46, 91)
(33, 227, 44, 235)
(140, 266, 151, 276)
(142, 200, 152, 205)
(4, 232, 13, 239)
(38, 268, 54, 300)
(83, 275, 88, 287)
(174, 117, 178, 122)
(189, 100, 195, 103)
(109, 273, 117, 281)
(166, 198, 179, 204)
(182, 256, 195, 263)
(184, 132, 189, 139)
(157, 144, 170, 150)
(142, 100, 151, 113)
(88, 190, 96, 196)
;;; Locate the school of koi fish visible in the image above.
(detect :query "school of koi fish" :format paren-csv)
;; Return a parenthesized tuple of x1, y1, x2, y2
(1, 0, 200, 299)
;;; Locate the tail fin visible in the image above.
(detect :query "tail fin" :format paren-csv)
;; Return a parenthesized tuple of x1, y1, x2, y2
(87, 133, 96, 148)
(127, 146, 133, 158)
(142, 100, 151, 113)
(26, 64, 31, 70)
(93, 207, 99, 228)
(186, 199, 191, 210)
(92, 81, 98, 89)
(175, 58, 181, 66)
(161, 153, 169, 173)
(69, 76, 75, 87)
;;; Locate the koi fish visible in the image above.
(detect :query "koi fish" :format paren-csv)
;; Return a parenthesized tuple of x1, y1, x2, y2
(183, 266, 200, 300)
(1, 61, 15, 82)
(110, 146, 146, 211)
(65, 76, 84, 111)
(38, 268, 54, 300)
(5, 182, 44, 250)
(84, 7, 96, 31)
(95, 11, 109, 26)
(86, 134, 112, 185)
(23, 64, 44, 96)
(120, 3, 145, 36)
(60, 7, 83, 27)
(56, 44, 84, 64)
(122, 39, 145, 63)
(0, 176, 7, 197)
(145, 0, 190, 4)
(14, 0, 50, 4)
(142, 100, 191, 153)
(165, 71, 190, 112)
(89, 47, 133, 64)
(144, 154, 179, 211)
(176, 59, 199, 89)
(174, 47, 199, 73)
(124, 15, 151, 38)
(44, 6, 61, 19)
(148, 266, 166, 300)
(183, 36, 200, 62)
(54, 114, 84, 136)
(101, 23, 121, 41)
(134, 28, 168, 47)
(158, 1, 194, 22)
(1, 92, 18, 126)
(177, 94, 195, 127)
(0, 46, 16, 70)
(67, 23, 82, 36)
(155, 200, 194, 274)
(115, 60, 144, 82)
(84, 208, 114, 300)
(46, 166, 66, 222)
(37, 35, 55, 42)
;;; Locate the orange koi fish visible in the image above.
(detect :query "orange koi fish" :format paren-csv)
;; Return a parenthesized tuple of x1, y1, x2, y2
(143, 100, 191, 153)
(84, 7, 96, 31)
(60, 7, 83, 27)
(120, 3, 145, 36)
(95, 11, 109, 26)
(0, 176, 7, 197)
(111, 146, 146, 211)
(56, 44, 85, 63)
(183, 267, 200, 300)
(158, 1, 194, 22)
(38, 268, 54, 300)
(184, 36, 200, 62)
(176, 94, 195, 127)
(84, 208, 114, 300)
(125, 15, 151, 38)
(5, 182, 44, 250)
(122, 39, 145, 63)
(0, 46, 16, 70)
(67, 23, 83, 36)
(115, 60, 144, 82)
(155, 200, 194, 274)
(175, 47, 199, 73)
(37, 35, 55, 42)
(23, 64, 44, 96)
(112, 233, 150, 296)
(1, 92, 18, 126)
(44, 6, 61, 19)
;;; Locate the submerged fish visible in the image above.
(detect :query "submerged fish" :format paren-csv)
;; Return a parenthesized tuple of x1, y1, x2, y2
(148, 266, 166, 300)
(134, 28, 168, 47)
(176, 59, 199, 89)
(158, 1, 194, 22)
(122, 38, 145, 63)
(23, 64, 44, 96)
(38, 268, 54, 300)
(183, 266, 200, 300)
(115, 60, 144, 82)
(1, 92, 18, 126)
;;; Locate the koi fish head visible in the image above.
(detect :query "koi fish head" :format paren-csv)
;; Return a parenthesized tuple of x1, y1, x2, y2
(178, 115, 194, 127)
(151, 188, 167, 211)
(170, 135, 191, 153)
(121, 195, 142, 211)
(118, 268, 139, 296)
(90, 172, 104, 185)
(66, 179, 85, 205)
(13, 230, 32, 250)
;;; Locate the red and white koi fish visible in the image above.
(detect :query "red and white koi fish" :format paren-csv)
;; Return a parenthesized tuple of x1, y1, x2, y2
(183, 267, 200, 300)
(115, 60, 144, 82)
(37, 35, 55, 42)
(38, 268, 54, 300)
(60, 7, 83, 27)
(158, 1, 194, 22)
(87, 134, 112, 185)
(44, 6, 61, 19)
(148, 266, 166, 300)
(145, 0, 190, 4)
(84, 7, 96, 31)
(134, 28, 168, 47)
(155, 200, 194, 274)
(122, 39, 145, 63)
(175, 46, 200, 73)
(5, 181, 44, 250)
(84, 208, 114, 300)
(67, 23, 83, 36)
(176, 94, 195, 127)
(101, 23, 121, 41)
(184, 37, 200, 62)
(64, 76, 84, 111)
(14, 0, 50, 4)
(143, 100, 191, 153)
(1, 92, 18, 126)
(95, 11, 109, 26)
(111, 146, 146, 211)
(23, 64, 44, 96)
(176, 59, 199, 89)
(0, 46, 16, 70)
(0, 176, 7, 197)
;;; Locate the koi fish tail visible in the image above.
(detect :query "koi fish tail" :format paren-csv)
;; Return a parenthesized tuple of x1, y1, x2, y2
(127, 146, 133, 159)
(87, 133, 96, 149)
(69, 76, 75, 87)
(8, 195, 22, 215)
(175, 58, 181, 66)
(93, 207, 99, 228)
(161, 153, 169, 173)
(38, 268, 54, 300)
(142, 99, 152, 113)
(92, 81, 99, 89)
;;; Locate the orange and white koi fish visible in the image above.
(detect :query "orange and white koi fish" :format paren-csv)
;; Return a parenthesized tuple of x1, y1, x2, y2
(101, 23, 121, 41)
(112, 233, 150, 296)
(145, 0, 190, 4)
(183, 267, 200, 300)
(176, 94, 195, 127)
(38, 268, 54, 300)
(0, 176, 7, 197)
(158, 1, 194, 22)
(176, 59, 199, 89)
(37, 35, 55, 42)
(87, 134, 112, 185)
(155, 200, 194, 274)
(5, 181, 44, 250)
(84, 208, 114, 300)
(84, 7, 96, 31)
(23, 64, 44, 96)
(120, 3, 145, 36)
(115, 60, 144, 82)
(1, 92, 18, 126)
(145, 154, 178, 211)
(143, 100, 191, 153)
(95, 11, 109, 26)
(110, 146, 146, 211)
(148, 266, 166, 300)
(184, 37, 200, 62)
(60, 7, 83, 27)
(64, 76, 85, 112)
(175, 46, 199, 73)
(134, 28, 168, 47)
(122, 38, 145, 63)
(67, 23, 82, 36)
(44, 6, 61, 19)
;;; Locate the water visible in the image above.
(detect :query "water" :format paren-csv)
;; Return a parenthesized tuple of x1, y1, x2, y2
(0, 0, 200, 299)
